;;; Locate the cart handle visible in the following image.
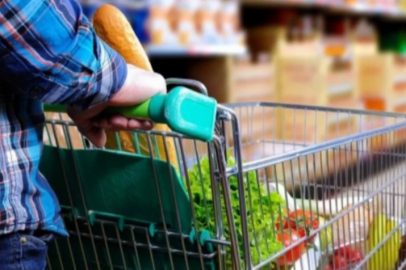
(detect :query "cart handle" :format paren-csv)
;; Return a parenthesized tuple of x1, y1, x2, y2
(43, 97, 151, 119)
(43, 86, 218, 142)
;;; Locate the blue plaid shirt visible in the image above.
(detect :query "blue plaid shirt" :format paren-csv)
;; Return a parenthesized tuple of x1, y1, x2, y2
(0, 0, 127, 236)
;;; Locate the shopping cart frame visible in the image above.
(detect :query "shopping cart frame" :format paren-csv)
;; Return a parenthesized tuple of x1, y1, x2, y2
(42, 78, 406, 270)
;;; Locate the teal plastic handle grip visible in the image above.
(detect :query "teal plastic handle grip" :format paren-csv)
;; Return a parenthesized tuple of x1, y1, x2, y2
(150, 86, 217, 141)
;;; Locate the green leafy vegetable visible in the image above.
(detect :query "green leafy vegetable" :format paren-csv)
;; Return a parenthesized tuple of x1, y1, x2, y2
(185, 153, 285, 268)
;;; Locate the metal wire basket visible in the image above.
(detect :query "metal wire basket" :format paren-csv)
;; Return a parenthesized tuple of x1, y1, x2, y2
(42, 79, 406, 270)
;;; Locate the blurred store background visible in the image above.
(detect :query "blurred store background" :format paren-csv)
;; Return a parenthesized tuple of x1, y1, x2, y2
(79, 0, 406, 111)
(77, 0, 406, 155)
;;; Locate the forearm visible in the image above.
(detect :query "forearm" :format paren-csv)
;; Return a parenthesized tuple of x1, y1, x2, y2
(107, 64, 166, 107)
(0, 0, 127, 110)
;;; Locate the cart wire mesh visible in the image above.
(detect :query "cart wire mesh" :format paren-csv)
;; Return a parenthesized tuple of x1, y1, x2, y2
(42, 101, 406, 270)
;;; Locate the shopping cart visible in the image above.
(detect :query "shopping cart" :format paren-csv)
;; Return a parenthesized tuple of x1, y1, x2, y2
(41, 78, 406, 270)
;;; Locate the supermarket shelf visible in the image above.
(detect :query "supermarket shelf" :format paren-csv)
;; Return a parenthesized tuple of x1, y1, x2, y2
(241, 0, 406, 20)
(146, 44, 248, 57)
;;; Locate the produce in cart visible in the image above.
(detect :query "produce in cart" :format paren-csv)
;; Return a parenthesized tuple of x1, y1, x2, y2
(367, 213, 402, 270)
(186, 155, 340, 269)
(322, 245, 364, 270)
(186, 149, 403, 270)
(268, 182, 391, 270)
(186, 153, 286, 268)
(276, 209, 320, 244)
(330, 204, 372, 250)
(276, 228, 306, 266)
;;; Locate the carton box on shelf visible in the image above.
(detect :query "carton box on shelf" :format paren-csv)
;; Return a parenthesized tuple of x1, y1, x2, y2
(357, 53, 406, 113)
(177, 51, 274, 148)
(233, 56, 275, 101)
(352, 40, 378, 56)
(356, 53, 406, 148)
(243, 24, 361, 180)
(276, 53, 358, 138)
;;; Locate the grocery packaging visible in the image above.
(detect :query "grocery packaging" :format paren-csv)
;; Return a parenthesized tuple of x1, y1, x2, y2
(217, 1, 244, 45)
(147, 0, 178, 45)
(195, 0, 223, 44)
(172, 0, 201, 45)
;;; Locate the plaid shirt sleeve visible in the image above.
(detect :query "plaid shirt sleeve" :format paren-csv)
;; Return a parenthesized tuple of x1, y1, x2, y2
(0, 0, 128, 111)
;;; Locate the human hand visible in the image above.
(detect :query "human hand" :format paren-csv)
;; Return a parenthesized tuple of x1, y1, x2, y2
(67, 64, 167, 148)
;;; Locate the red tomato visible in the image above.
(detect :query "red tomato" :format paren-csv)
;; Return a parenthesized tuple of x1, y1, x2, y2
(288, 209, 319, 243)
(333, 255, 348, 270)
(277, 230, 306, 266)
(275, 217, 292, 230)
(288, 210, 318, 226)
(275, 209, 292, 230)
(335, 245, 364, 264)
(347, 249, 363, 264)
(335, 245, 353, 257)
(296, 226, 318, 242)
